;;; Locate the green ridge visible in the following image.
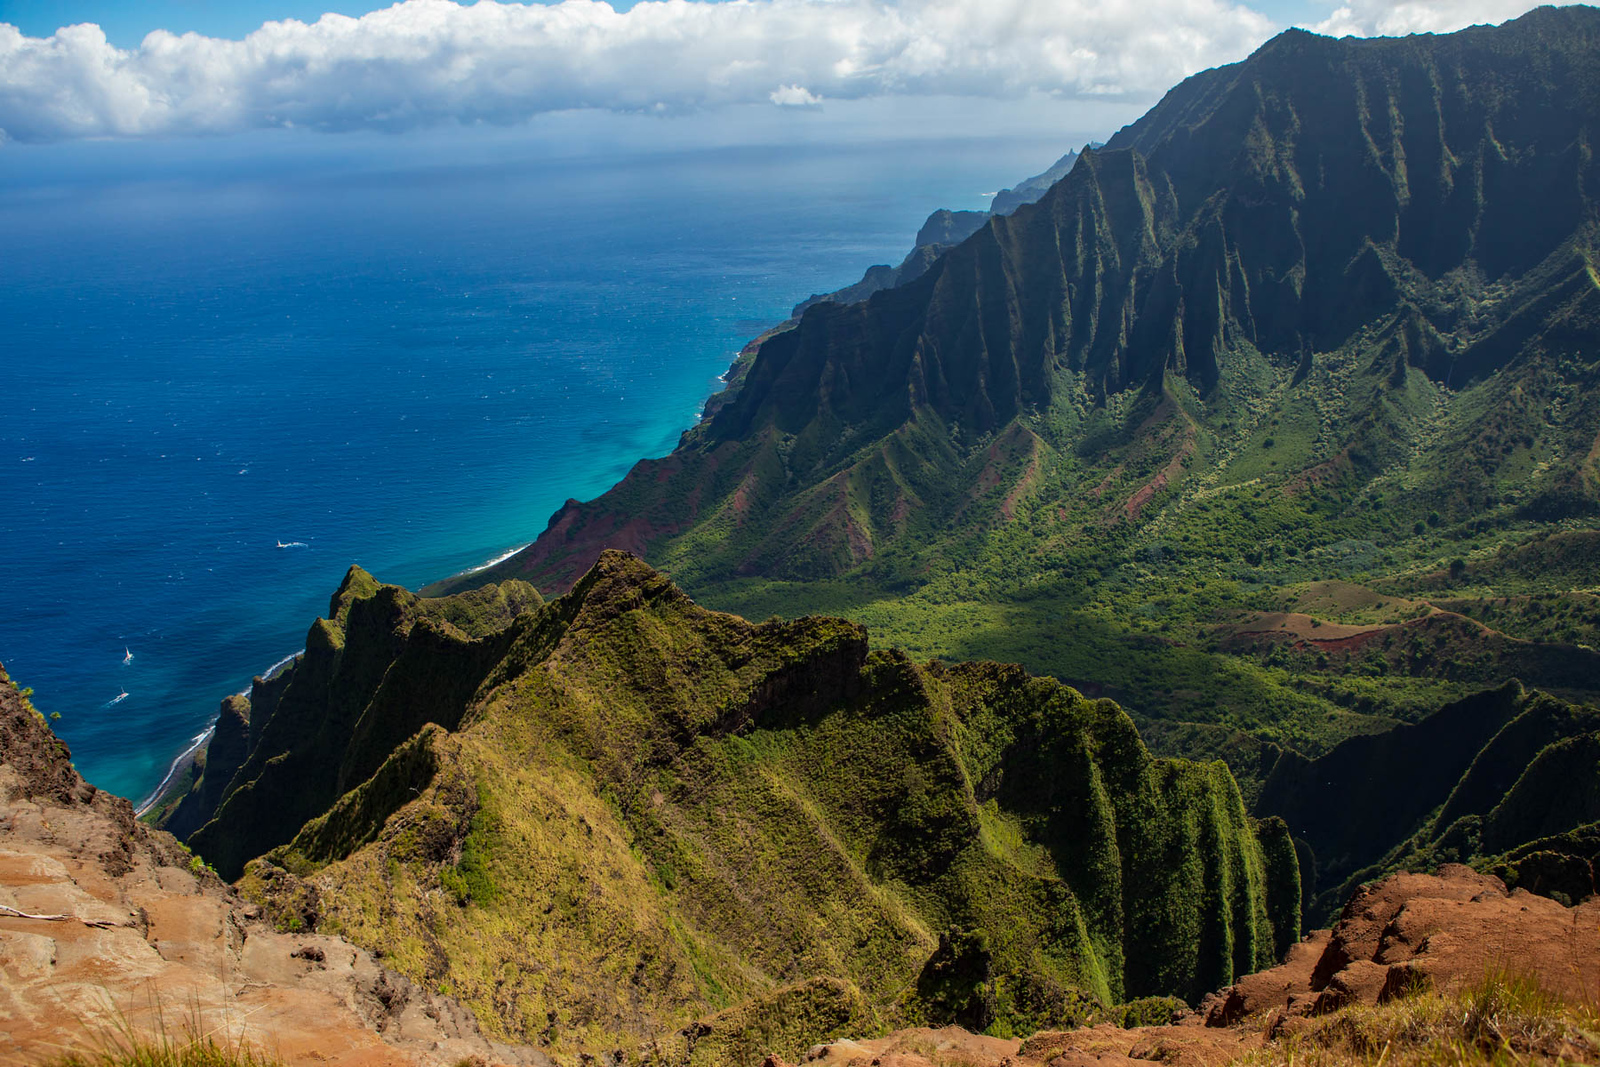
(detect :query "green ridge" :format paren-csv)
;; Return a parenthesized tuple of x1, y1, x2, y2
(181, 553, 1295, 1062)
(431, 9, 1600, 772)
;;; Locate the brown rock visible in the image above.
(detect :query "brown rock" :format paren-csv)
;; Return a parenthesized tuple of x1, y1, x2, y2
(771, 866, 1600, 1067)
(1307, 864, 1600, 1005)
(1199, 929, 1332, 1026)
(0, 663, 544, 1067)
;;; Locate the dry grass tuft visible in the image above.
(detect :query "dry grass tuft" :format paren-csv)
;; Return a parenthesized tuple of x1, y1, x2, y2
(1242, 971, 1600, 1067)
(39, 1009, 282, 1067)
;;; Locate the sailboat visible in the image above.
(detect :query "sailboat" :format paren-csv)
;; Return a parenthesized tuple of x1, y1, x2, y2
(122, 647, 133, 665)
(109, 689, 129, 706)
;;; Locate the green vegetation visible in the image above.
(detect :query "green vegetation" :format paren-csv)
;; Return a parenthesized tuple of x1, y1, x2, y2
(38, 1023, 281, 1067)
(206, 553, 1295, 1061)
(654, 978, 871, 1067)
(431, 8, 1600, 855)
(1114, 996, 1189, 1029)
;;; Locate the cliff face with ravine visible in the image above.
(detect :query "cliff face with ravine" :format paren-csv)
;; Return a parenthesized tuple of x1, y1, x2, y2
(428, 7, 1600, 806)
(165, 553, 1296, 1061)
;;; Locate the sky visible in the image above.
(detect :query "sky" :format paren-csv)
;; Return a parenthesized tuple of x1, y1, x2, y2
(0, 0, 1567, 144)
(1, 0, 1324, 45)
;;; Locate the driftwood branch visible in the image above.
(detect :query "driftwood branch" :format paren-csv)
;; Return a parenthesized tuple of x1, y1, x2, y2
(0, 902, 121, 928)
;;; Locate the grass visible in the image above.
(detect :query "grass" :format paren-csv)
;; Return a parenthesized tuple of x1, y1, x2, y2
(1240, 971, 1600, 1067)
(43, 1038, 279, 1067)
(37, 1007, 282, 1067)
(231, 553, 1298, 1059)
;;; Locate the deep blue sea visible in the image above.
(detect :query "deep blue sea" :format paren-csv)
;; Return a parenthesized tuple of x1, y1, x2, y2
(0, 113, 1089, 804)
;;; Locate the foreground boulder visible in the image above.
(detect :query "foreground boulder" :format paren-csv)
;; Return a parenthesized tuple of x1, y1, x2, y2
(1215, 864, 1600, 1025)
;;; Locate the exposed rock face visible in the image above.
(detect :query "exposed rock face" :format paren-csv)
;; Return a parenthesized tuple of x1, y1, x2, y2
(1205, 864, 1600, 1024)
(0, 663, 542, 1067)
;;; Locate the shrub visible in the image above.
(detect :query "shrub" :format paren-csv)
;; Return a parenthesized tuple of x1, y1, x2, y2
(43, 1027, 281, 1067)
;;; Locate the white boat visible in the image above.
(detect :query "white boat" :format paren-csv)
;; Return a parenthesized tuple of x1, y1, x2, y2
(109, 690, 129, 705)
(122, 647, 133, 665)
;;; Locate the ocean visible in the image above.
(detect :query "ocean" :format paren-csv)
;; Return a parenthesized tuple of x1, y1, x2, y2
(0, 112, 1091, 804)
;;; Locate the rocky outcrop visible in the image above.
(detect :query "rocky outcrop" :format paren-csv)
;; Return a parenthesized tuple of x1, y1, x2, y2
(1204, 864, 1600, 1025)
(780, 866, 1600, 1067)
(0, 662, 542, 1066)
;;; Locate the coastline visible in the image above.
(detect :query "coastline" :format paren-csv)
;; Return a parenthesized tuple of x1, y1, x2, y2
(139, 328, 776, 823)
(448, 542, 533, 583)
(133, 648, 304, 818)
(134, 724, 215, 817)
(134, 539, 554, 820)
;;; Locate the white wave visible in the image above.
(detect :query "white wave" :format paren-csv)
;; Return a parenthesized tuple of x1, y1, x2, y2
(262, 649, 303, 679)
(133, 723, 214, 817)
(462, 543, 531, 577)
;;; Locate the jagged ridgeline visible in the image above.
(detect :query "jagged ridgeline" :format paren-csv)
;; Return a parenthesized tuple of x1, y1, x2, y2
(167, 553, 1297, 1058)
(169, 572, 545, 860)
(439, 8, 1600, 759)
(1253, 680, 1600, 923)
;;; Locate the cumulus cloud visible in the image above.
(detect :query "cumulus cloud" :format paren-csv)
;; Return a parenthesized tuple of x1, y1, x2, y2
(0, 0, 1279, 142)
(1308, 0, 1545, 37)
(769, 84, 822, 107)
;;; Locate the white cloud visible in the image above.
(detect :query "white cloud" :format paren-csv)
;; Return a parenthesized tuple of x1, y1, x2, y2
(769, 84, 822, 107)
(1307, 0, 1546, 36)
(0, 0, 1277, 142)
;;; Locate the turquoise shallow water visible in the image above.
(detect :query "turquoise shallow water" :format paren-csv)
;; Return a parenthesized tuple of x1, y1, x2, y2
(0, 122, 1069, 803)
